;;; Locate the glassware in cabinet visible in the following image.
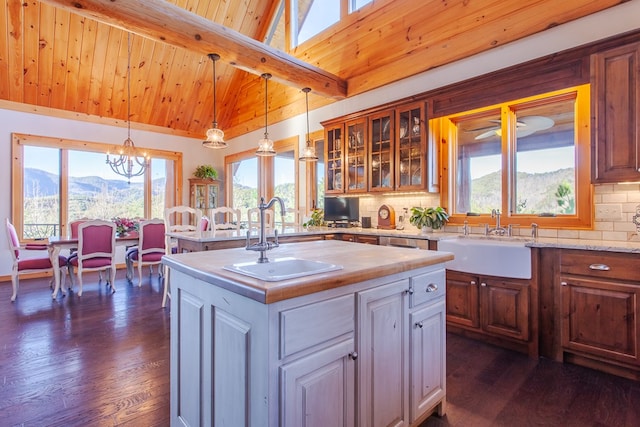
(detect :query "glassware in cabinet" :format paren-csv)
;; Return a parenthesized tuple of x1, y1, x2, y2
(369, 110, 394, 192)
(396, 105, 425, 190)
(346, 118, 367, 192)
(325, 125, 344, 193)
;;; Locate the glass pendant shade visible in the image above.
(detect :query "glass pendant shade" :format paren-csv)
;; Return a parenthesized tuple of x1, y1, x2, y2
(106, 33, 149, 183)
(299, 87, 318, 161)
(203, 53, 227, 149)
(256, 73, 276, 156)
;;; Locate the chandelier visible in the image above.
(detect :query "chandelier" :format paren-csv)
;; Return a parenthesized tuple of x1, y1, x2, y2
(256, 73, 276, 156)
(202, 53, 227, 148)
(299, 87, 318, 162)
(106, 32, 149, 183)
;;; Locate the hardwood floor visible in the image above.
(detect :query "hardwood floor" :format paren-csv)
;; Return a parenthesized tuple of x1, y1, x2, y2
(0, 270, 170, 426)
(2, 272, 640, 427)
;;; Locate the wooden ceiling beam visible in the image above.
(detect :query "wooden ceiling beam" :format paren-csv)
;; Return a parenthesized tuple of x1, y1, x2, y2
(39, 0, 347, 99)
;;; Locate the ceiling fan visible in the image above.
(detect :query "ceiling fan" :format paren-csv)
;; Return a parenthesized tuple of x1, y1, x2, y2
(472, 116, 555, 140)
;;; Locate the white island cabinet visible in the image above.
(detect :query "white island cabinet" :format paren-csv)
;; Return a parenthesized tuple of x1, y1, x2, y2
(163, 240, 451, 427)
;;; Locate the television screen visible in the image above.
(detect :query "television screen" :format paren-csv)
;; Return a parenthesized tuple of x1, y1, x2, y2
(324, 197, 359, 223)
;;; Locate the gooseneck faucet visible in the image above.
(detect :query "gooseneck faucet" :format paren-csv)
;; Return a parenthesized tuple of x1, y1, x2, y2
(246, 196, 286, 263)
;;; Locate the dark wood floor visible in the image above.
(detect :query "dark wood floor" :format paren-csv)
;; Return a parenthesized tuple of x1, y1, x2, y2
(2, 273, 640, 426)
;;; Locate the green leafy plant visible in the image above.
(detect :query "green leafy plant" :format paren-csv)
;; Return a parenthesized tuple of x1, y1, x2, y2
(194, 164, 218, 180)
(409, 206, 449, 230)
(303, 209, 324, 227)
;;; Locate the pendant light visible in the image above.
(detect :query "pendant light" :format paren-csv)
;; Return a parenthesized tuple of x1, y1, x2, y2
(256, 73, 276, 156)
(298, 87, 318, 162)
(106, 32, 149, 183)
(202, 53, 227, 148)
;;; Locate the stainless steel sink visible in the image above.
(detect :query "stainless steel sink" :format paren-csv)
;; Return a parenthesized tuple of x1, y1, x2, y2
(223, 257, 343, 281)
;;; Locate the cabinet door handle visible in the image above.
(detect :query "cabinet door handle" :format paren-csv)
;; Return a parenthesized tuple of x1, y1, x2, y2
(348, 351, 358, 360)
(561, 281, 568, 286)
(480, 282, 487, 287)
(426, 283, 438, 292)
(416, 321, 424, 328)
(470, 281, 476, 285)
(406, 288, 414, 295)
(589, 263, 610, 271)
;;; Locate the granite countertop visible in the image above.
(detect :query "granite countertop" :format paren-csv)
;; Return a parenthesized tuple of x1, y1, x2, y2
(163, 240, 453, 304)
(166, 226, 640, 253)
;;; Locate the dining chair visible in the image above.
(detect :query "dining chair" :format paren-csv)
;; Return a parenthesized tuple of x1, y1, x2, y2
(5, 218, 68, 302)
(211, 207, 241, 231)
(125, 219, 165, 287)
(162, 206, 203, 308)
(67, 219, 117, 296)
(247, 207, 274, 231)
(283, 208, 302, 227)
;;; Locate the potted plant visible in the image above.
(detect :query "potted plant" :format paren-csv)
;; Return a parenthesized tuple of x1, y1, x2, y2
(303, 209, 324, 228)
(409, 206, 449, 232)
(194, 164, 218, 180)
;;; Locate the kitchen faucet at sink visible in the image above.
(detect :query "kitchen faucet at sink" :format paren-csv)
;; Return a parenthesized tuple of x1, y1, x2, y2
(246, 196, 286, 263)
(486, 209, 508, 236)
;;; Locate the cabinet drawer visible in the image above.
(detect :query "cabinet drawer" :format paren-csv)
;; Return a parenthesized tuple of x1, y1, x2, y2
(280, 294, 354, 359)
(411, 269, 446, 308)
(561, 250, 640, 282)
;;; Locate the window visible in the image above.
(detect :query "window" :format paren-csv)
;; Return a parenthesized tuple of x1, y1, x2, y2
(225, 139, 300, 225)
(12, 133, 181, 241)
(349, 0, 373, 13)
(293, 0, 340, 47)
(441, 85, 591, 228)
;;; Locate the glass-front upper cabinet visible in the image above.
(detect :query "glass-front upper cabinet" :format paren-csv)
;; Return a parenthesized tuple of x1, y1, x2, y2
(325, 124, 344, 194)
(189, 178, 219, 219)
(346, 118, 367, 192)
(369, 110, 394, 192)
(396, 104, 426, 190)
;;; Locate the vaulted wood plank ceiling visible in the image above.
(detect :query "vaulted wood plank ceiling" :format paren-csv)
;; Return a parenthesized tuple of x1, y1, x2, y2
(0, 0, 622, 141)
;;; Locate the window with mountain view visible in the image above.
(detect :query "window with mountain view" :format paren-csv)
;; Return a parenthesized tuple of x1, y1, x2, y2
(13, 134, 179, 241)
(443, 85, 590, 228)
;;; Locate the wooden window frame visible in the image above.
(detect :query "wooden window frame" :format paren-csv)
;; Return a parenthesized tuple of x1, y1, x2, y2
(11, 133, 182, 241)
(439, 84, 592, 229)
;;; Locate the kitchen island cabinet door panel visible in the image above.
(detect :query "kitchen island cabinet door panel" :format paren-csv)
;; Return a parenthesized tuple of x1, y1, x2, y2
(358, 279, 409, 427)
(410, 299, 446, 423)
(280, 339, 355, 427)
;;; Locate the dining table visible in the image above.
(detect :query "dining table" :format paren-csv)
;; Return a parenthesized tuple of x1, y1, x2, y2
(47, 233, 140, 299)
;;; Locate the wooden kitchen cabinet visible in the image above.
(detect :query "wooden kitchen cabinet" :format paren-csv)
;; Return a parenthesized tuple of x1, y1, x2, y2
(321, 100, 433, 194)
(369, 110, 394, 192)
(340, 233, 379, 245)
(559, 250, 640, 376)
(346, 118, 368, 192)
(189, 178, 219, 219)
(325, 124, 344, 193)
(591, 41, 640, 183)
(445, 270, 533, 354)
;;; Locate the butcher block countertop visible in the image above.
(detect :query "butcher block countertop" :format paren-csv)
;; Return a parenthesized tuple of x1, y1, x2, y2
(163, 240, 453, 304)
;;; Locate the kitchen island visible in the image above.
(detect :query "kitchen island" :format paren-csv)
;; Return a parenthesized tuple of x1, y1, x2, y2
(163, 240, 453, 427)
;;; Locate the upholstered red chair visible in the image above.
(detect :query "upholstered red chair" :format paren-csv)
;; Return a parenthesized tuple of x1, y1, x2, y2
(125, 219, 166, 287)
(67, 219, 117, 296)
(5, 218, 68, 302)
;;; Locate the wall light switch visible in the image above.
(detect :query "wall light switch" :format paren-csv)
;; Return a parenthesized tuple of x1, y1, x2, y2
(595, 204, 622, 220)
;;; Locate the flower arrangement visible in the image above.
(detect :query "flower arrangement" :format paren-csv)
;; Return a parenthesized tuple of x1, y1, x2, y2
(113, 217, 139, 236)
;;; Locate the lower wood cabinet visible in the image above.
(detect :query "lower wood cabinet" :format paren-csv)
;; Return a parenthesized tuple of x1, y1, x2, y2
(559, 249, 640, 376)
(445, 270, 533, 354)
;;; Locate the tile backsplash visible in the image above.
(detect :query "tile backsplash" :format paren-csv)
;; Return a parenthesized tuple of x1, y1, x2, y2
(359, 183, 640, 242)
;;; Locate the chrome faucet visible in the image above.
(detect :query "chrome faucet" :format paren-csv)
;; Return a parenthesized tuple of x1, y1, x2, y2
(487, 209, 508, 236)
(246, 196, 286, 263)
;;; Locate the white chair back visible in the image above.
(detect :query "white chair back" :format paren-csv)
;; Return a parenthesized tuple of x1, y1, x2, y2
(211, 207, 241, 231)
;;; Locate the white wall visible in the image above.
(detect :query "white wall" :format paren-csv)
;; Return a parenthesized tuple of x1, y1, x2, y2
(1, 1, 639, 277)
